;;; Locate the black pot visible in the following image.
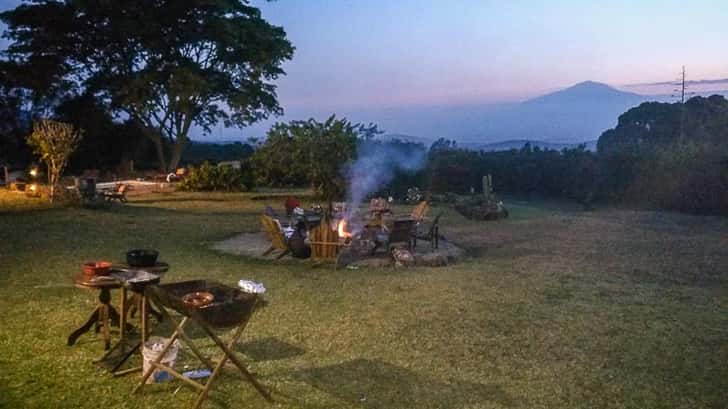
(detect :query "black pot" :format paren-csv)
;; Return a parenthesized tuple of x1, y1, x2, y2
(126, 249, 159, 267)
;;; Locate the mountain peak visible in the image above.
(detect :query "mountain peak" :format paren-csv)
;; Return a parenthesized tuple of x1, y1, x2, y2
(572, 80, 612, 89)
(525, 80, 644, 105)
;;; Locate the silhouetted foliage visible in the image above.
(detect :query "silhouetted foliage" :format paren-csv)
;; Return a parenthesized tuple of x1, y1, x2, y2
(54, 94, 152, 172)
(1, 0, 294, 171)
(177, 161, 253, 192)
(0, 90, 32, 166)
(181, 141, 254, 166)
(597, 95, 728, 214)
(425, 142, 597, 205)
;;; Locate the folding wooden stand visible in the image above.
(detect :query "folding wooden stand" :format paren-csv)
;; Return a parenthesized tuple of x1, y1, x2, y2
(133, 288, 272, 409)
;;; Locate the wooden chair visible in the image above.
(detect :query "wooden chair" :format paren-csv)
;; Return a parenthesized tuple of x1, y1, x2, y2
(309, 220, 343, 261)
(413, 212, 442, 250)
(260, 215, 290, 259)
(104, 183, 129, 203)
(411, 201, 430, 222)
(372, 219, 414, 254)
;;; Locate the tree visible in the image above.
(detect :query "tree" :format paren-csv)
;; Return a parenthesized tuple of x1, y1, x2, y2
(1, 0, 294, 171)
(0, 91, 31, 166)
(26, 119, 83, 202)
(596, 95, 728, 214)
(252, 116, 378, 205)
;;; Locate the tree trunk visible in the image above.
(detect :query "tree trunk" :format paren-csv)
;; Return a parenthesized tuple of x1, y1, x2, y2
(48, 163, 56, 203)
(151, 136, 167, 173)
(168, 136, 189, 172)
(137, 122, 168, 172)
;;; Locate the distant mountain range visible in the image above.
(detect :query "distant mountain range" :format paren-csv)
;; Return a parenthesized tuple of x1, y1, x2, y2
(462, 139, 598, 152)
(218, 80, 727, 148)
(468, 81, 648, 144)
(382, 133, 598, 152)
(369, 81, 652, 148)
(375, 81, 649, 150)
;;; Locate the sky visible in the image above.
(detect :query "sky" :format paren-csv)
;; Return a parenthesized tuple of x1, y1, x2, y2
(252, 0, 728, 109)
(2, 0, 728, 139)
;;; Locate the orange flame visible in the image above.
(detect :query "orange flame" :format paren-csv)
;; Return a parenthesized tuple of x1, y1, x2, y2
(337, 219, 353, 238)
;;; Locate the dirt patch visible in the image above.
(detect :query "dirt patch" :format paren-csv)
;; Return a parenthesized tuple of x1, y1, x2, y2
(212, 231, 465, 267)
(212, 232, 273, 258)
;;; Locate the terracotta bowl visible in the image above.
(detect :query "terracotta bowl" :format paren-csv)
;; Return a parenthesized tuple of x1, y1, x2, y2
(182, 291, 215, 308)
(83, 261, 112, 276)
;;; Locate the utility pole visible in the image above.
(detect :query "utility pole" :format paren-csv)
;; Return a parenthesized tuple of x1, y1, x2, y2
(672, 66, 692, 139)
(677, 66, 686, 104)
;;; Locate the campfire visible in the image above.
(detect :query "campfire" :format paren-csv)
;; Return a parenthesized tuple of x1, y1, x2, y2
(337, 218, 353, 239)
(329, 199, 419, 263)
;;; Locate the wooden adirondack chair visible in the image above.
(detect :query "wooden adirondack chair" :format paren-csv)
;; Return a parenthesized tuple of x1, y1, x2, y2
(386, 219, 415, 251)
(371, 219, 415, 255)
(309, 220, 343, 261)
(260, 215, 290, 259)
(413, 212, 442, 250)
(104, 183, 129, 203)
(411, 201, 430, 222)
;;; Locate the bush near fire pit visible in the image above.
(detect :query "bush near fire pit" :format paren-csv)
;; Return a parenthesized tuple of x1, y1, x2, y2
(177, 162, 253, 192)
(453, 195, 509, 220)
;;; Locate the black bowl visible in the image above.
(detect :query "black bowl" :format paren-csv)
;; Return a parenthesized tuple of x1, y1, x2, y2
(126, 249, 159, 267)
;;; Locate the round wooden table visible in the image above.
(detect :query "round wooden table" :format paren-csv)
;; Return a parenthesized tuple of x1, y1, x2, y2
(67, 273, 125, 350)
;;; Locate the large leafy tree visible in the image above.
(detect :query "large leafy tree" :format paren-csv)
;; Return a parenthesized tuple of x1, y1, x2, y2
(252, 116, 379, 205)
(1, 0, 294, 171)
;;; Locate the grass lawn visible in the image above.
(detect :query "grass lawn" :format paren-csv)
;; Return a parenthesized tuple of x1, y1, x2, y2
(1, 190, 727, 408)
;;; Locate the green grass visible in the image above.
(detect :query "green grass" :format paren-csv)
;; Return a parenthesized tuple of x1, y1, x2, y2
(1, 191, 727, 408)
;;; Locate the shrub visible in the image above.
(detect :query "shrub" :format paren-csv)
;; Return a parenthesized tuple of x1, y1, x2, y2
(177, 162, 252, 192)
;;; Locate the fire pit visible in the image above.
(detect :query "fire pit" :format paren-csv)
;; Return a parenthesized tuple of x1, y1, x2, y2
(214, 205, 465, 267)
(327, 205, 464, 268)
(334, 210, 417, 259)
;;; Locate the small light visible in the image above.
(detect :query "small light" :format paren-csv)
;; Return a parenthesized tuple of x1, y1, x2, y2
(30, 168, 38, 177)
(29, 184, 37, 192)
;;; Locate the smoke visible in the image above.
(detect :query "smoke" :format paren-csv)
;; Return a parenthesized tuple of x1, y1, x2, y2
(345, 141, 426, 217)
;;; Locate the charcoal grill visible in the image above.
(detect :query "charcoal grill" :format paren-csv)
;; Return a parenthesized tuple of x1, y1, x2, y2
(153, 280, 259, 328)
(134, 280, 271, 408)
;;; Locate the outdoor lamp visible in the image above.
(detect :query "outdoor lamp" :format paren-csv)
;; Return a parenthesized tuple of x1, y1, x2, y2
(26, 183, 40, 198)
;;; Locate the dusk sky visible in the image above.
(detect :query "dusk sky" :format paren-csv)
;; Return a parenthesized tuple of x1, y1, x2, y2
(2, 0, 728, 139)
(251, 0, 728, 110)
